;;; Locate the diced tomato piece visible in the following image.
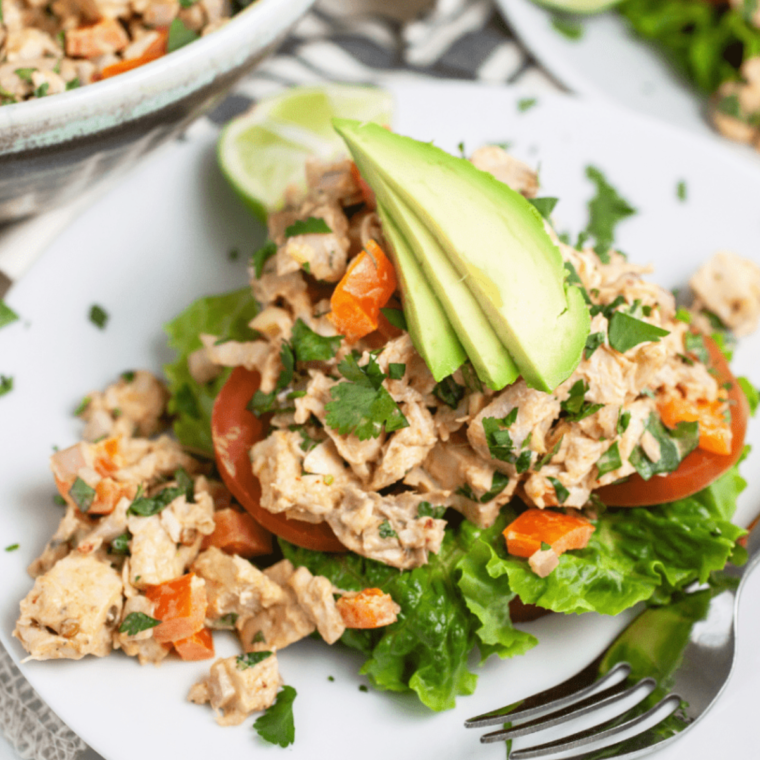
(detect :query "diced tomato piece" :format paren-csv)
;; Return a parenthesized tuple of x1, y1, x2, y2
(329, 240, 397, 343)
(658, 395, 732, 456)
(145, 573, 207, 644)
(336, 588, 400, 629)
(200, 508, 273, 558)
(173, 627, 215, 661)
(88, 479, 137, 515)
(93, 437, 121, 475)
(504, 509, 595, 559)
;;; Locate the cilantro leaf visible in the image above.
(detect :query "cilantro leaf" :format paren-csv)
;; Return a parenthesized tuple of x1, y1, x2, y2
(617, 409, 632, 435)
(582, 166, 636, 263)
(675, 306, 692, 323)
(482, 416, 516, 462)
(560, 380, 604, 422)
(677, 180, 687, 201)
(167, 17, 199, 53)
(285, 217, 332, 237)
(69, 477, 96, 512)
(0, 300, 19, 329)
(457, 471, 510, 503)
(277, 342, 295, 391)
(418, 502, 446, 519)
(584, 331, 605, 360)
(0, 375, 14, 397)
(119, 612, 161, 635)
(89, 304, 109, 329)
(563, 261, 592, 305)
(251, 240, 277, 278)
(547, 476, 569, 504)
(380, 307, 407, 330)
(109, 532, 131, 555)
(236, 651, 272, 670)
(128, 484, 184, 517)
(290, 318, 342, 362)
(684, 332, 710, 365)
(517, 97, 537, 112)
(254, 686, 297, 748)
(387, 363, 406, 380)
(527, 197, 558, 220)
(379, 520, 398, 539)
(629, 414, 699, 480)
(596, 442, 622, 477)
(536, 437, 563, 469)
(433, 375, 466, 409)
(14, 68, 34, 83)
(608, 312, 669, 353)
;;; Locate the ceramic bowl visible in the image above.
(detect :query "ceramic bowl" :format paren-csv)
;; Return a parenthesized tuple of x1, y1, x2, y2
(0, 0, 316, 223)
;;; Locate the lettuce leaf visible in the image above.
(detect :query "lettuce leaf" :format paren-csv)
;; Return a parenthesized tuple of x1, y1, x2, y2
(280, 466, 746, 712)
(163, 288, 259, 454)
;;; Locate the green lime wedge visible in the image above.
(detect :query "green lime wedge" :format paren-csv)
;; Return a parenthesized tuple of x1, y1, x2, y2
(218, 85, 394, 222)
(533, 0, 622, 13)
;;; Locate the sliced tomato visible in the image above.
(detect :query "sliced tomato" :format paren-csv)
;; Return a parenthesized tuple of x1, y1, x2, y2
(211, 367, 346, 553)
(598, 335, 748, 506)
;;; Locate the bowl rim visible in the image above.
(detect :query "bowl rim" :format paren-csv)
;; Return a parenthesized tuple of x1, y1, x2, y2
(0, 0, 316, 153)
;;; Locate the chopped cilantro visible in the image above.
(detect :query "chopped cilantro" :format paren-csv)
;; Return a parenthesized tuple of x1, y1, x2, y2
(285, 217, 332, 237)
(53, 494, 66, 506)
(561, 380, 604, 422)
(252, 630, 266, 644)
(378, 520, 398, 539)
(387, 363, 406, 380)
(327, 676, 335, 682)
(14, 68, 34, 83)
(89, 304, 109, 329)
(109, 532, 131, 555)
(236, 651, 272, 670)
(547, 477, 569, 505)
(684, 332, 710, 365)
(456, 471, 510, 503)
(290, 318, 342, 362)
(738, 377, 759, 417)
(69, 477, 96, 512)
(5, 543, 19, 552)
(128, 483, 184, 517)
(174, 467, 195, 501)
(527, 197, 558, 220)
(584, 331, 605, 360)
(536, 437, 563, 469)
(675, 306, 692, 323)
(551, 14, 584, 39)
(608, 312, 669, 353)
(65, 77, 80, 91)
(120, 612, 161, 635)
(380, 307, 407, 330)
(563, 261, 592, 305)
(251, 240, 277, 278)
(167, 17, 199, 53)
(457, 141, 466, 158)
(0, 375, 13, 397)
(418, 502, 446, 519)
(179, 0, 199, 8)
(717, 94, 741, 118)
(121, 370, 136, 382)
(74, 395, 91, 416)
(596, 442, 622, 477)
(629, 414, 699, 480)
(359, 685, 369, 692)
(0, 300, 19, 329)
(254, 685, 296, 748)
(582, 166, 636, 263)
(290, 424, 321, 453)
(433, 375, 466, 409)
(34, 82, 49, 99)
(517, 97, 537, 112)
(228, 247, 239, 261)
(216, 612, 238, 628)
(676, 180, 687, 201)
(617, 409, 631, 435)
(324, 352, 408, 440)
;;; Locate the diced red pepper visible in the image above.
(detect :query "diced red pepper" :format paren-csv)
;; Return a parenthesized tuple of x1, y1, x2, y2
(658, 395, 732, 456)
(329, 239, 397, 343)
(336, 588, 399, 629)
(173, 627, 215, 661)
(200, 508, 273, 558)
(504, 509, 595, 559)
(145, 573, 207, 644)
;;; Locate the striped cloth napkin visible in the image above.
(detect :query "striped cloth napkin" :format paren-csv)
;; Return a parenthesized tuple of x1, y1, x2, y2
(0, 1, 562, 757)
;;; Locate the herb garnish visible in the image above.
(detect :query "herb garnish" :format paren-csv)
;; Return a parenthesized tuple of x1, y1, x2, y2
(251, 240, 277, 278)
(527, 197, 559, 220)
(378, 520, 398, 539)
(285, 217, 332, 238)
(617, 409, 631, 435)
(0, 300, 19, 329)
(608, 312, 669, 353)
(629, 414, 699, 480)
(433, 375, 466, 409)
(561, 380, 604, 422)
(517, 97, 537, 112)
(167, 17, 199, 53)
(119, 612, 161, 635)
(5, 544, 19, 552)
(676, 180, 687, 201)
(109, 532, 131, 555)
(596, 442, 622, 477)
(236, 651, 272, 670)
(584, 331, 605, 360)
(69, 477, 96, 512)
(0, 375, 12, 397)
(324, 352, 408, 440)
(128, 469, 193, 517)
(253, 685, 297, 748)
(380, 307, 407, 330)
(89, 304, 109, 329)
(547, 476, 569, 505)
(290, 318, 342, 362)
(418, 502, 446, 519)
(684, 332, 710, 365)
(456, 471, 510, 503)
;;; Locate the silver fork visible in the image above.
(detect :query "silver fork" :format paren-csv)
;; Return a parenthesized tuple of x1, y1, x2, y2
(465, 520, 760, 759)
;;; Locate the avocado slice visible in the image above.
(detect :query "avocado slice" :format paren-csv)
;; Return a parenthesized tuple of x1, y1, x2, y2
(377, 207, 467, 381)
(334, 119, 590, 392)
(375, 180, 519, 390)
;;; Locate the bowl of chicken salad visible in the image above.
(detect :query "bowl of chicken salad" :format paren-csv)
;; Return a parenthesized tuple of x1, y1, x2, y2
(0, 0, 316, 223)
(2, 82, 760, 760)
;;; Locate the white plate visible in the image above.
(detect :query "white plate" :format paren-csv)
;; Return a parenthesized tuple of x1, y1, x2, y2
(2, 81, 760, 760)
(498, 0, 760, 155)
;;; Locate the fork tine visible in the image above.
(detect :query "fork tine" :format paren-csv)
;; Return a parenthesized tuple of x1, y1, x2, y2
(479, 677, 656, 744)
(508, 693, 683, 760)
(465, 658, 630, 729)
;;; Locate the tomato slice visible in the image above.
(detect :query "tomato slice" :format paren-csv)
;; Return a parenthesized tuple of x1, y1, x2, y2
(211, 367, 346, 553)
(598, 335, 748, 506)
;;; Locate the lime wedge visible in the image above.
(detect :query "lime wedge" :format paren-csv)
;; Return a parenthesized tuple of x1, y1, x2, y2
(533, 0, 622, 13)
(218, 85, 394, 221)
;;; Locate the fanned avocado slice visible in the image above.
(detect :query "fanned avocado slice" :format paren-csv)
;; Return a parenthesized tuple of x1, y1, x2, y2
(335, 119, 590, 392)
(377, 207, 467, 381)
